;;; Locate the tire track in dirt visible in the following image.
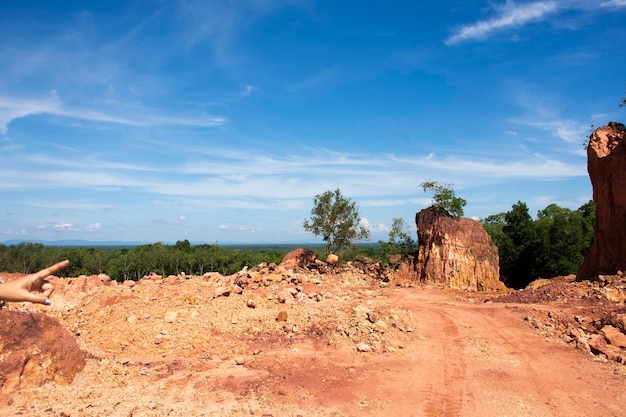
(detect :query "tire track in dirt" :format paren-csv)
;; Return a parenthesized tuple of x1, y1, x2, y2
(389, 290, 626, 417)
(418, 307, 466, 417)
(451, 302, 625, 417)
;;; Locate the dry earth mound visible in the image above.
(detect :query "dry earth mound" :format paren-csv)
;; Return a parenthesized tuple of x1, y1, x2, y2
(1, 261, 625, 416)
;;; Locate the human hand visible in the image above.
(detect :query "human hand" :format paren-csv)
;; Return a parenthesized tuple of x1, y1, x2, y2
(0, 260, 69, 305)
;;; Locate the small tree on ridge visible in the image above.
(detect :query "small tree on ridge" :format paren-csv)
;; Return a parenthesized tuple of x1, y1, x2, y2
(303, 189, 369, 254)
(421, 181, 466, 217)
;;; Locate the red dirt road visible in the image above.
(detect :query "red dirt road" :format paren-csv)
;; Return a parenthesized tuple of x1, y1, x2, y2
(2, 283, 625, 417)
(247, 290, 626, 417)
(377, 290, 625, 417)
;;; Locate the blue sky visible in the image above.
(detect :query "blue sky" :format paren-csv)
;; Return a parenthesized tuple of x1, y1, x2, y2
(1, 0, 625, 244)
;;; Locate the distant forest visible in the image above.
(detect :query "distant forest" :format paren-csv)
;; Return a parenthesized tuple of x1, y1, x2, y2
(0, 241, 381, 282)
(0, 201, 594, 288)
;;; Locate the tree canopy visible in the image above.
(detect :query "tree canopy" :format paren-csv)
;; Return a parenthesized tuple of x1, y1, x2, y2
(421, 181, 466, 217)
(303, 189, 370, 254)
(378, 217, 416, 259)
(482, 200, 595, 289)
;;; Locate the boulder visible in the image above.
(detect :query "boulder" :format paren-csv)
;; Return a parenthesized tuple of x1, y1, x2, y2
(0, 310, 85, 403)
(326, 253, 339, 264)
(280, 248, 318, 269)
(414, 207, 504, 291)
(577, 122, 626, 280)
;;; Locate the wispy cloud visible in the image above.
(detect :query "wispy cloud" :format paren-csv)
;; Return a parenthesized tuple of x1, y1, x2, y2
(515, 118, 589, 145)
(0, 141, 586, 215)
(446, 1, 559, 45)
(601, 0, 626, 7)
(37, 222, 103, 233)
(360, 218, 388, 233)
(175, 0, 310, 66)
(85, 223, 101, 232)
(0, 92, 225, 135)
(445, 0, 626, 45)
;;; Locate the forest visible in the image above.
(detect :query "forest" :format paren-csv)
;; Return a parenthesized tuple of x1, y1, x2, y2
(0, 201, 594, 288)
(482, 200, 595, 289)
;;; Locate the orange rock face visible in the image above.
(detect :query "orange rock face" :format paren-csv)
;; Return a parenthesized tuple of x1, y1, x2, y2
(577, 122, 626, 279)
(415, 207, 504, 291)
(0, 310, 86, 402)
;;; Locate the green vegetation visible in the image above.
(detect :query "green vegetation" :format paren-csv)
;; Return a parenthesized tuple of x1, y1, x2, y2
(378, 218, 416, 260)
(303, 189, 370, 254)
(482, 200, 595, 289)
(0, 241, 286, 281)
(421, 181, 466, 217)
(0, 241, 387, 282)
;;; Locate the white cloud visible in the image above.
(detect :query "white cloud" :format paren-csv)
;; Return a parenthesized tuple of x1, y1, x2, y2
(361, 198, 428, 208)
(446, 0, 626, 45)
(0, 93, 62, 135)
(518, 118, 589, 144)
(360, 218, 389, 233)
(601, 0, 626, 7)
(38, 223, 75, 232)
(85, 223, 101, 232)
(0, 140, 587, 215)
(153, 216, 187, 225)
(0, 92, 225, 135)
(446, 1, 559, 45)
(242, 85, 256, 96)
(3, 228, 28, 236)
(217, 224, 261, 232)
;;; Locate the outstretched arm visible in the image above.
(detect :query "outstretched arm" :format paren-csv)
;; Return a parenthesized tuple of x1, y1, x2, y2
(0, 260, 69, 305)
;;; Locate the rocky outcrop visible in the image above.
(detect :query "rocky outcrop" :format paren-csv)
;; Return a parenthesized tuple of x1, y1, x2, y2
(280, 248, 318, 269)
(0, 310, 85, 403)
(577, 122, 626, 280)
(415, 207, 504, 291)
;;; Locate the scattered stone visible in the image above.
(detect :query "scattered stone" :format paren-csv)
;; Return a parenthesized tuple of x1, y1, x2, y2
(280, 248, 318, 269)
(247, 298, 257, 308)
(162, 276, 178, 285)
(214, 286, 231, 298)
(601, 325, 626, 349)
(163, 311, 178, 323)
(356, 343, 373, 353)
(276, 311, 288, 322)
(326, 254, 339, 264)
(277, 288, 295, 303)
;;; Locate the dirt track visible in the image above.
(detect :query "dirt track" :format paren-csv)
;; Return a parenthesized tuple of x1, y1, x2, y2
(2, 273, 626, 417)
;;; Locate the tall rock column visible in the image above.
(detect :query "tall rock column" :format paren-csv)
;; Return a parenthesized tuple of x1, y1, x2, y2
(577, 122, 626, 279)
(415, 207, 503, 291)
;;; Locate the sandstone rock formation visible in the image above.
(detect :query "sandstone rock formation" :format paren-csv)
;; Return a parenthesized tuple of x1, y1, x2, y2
(0, 310, 85, 402)
(577, 121, 626, 280)
(280, 248, 318, 269)
(414, 207, 504, 291)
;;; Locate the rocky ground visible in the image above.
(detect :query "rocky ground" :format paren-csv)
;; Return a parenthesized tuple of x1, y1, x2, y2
(1, 261, 625, 417)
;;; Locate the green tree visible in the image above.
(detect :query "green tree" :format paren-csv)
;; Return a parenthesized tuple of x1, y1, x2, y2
(303, 189, 370, 254)
(421, 181, 466, 217)
(481, 213, 506, 244)
(535, 204, 577, 277)
(501, 201, 539, 288)
(483, 200, 596, 289)
(378, 218, 415, 259)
